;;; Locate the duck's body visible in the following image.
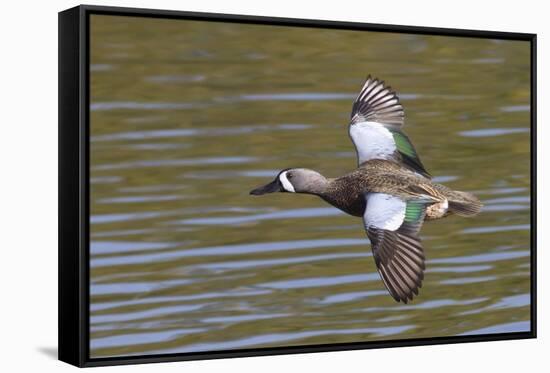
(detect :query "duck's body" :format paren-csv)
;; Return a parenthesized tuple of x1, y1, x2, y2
(250, 76, 482, 303)
(311, 159, 478, 220)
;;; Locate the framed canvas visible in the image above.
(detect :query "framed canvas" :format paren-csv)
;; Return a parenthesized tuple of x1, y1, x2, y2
(58, 4, 537, 367)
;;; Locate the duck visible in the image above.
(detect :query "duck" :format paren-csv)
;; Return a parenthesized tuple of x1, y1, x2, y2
(250, 76, 482, 303)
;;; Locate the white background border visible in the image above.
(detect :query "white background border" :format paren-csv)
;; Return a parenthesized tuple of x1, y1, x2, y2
(0, 0, 544, 371)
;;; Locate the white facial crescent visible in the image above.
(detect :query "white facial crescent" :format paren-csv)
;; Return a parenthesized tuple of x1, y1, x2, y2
(279, 171, 295, 193)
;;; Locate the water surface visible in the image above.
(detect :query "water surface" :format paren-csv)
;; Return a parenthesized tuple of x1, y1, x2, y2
(89, 15, 531, 358)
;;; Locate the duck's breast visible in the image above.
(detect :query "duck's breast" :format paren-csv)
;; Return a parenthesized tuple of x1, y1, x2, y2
(320, 177, 368, 217)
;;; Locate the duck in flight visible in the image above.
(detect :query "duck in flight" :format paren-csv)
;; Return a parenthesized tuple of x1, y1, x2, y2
(250, 76, 482, 303)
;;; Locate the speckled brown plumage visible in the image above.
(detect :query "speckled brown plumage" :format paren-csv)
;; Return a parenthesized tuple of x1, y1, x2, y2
(318, 159, 479, 219)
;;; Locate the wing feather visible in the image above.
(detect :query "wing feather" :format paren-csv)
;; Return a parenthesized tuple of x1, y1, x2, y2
(363, 193, 429, 303)
(349, 76, 430, 177)
(351, 76, 404, 127)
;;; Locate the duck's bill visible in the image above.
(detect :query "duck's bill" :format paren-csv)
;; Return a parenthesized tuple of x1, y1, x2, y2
(250, 179, 282, 195)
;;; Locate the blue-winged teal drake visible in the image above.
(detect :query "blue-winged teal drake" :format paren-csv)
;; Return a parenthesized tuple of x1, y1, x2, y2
(250, 76, 482, 303)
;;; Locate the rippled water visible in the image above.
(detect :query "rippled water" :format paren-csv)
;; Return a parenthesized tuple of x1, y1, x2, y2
(89, 15, 532, 358)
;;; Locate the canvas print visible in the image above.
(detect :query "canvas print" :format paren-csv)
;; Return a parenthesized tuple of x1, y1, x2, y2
(89, 14, 532, 358)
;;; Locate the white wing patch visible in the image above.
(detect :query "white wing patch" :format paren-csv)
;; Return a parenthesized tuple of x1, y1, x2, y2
(279, 171, 295, 193)
(349, 121, 396, 165)
(364, 193, 406, 231)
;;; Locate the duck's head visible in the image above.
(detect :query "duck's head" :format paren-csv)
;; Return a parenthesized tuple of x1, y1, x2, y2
(249, 168, 326, 195)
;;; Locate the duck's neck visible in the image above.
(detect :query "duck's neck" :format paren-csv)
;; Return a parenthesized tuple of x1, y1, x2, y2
(301, 174, 330, 196)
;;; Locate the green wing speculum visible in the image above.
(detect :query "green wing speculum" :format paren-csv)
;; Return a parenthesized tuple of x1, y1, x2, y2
(390, 129, 430, 178)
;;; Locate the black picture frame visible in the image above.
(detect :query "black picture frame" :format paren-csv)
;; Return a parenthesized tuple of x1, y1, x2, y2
(58, 4, 537, 368)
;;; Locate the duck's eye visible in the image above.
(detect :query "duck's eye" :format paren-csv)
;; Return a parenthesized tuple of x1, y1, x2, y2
(287, 173, 293, 179)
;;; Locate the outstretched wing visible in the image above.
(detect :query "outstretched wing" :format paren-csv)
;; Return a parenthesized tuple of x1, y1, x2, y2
(363, 193, 430, 303)
(349, 76, 430, 178)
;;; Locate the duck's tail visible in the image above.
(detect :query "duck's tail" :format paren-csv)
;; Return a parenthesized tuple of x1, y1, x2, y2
(447, 190, 483, 217)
